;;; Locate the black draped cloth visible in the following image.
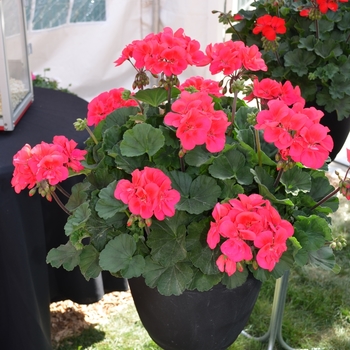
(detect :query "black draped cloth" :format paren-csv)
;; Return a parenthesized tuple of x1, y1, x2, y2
(0, 87, 128, 350)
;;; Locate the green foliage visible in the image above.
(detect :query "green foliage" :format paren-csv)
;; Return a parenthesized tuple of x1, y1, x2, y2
(45, 80, 343, 295)
(225, 0, 350, 120)
(32, 68, 74, 94)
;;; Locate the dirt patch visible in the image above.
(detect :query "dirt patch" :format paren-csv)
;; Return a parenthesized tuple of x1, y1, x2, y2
(50, 291, 133, 347)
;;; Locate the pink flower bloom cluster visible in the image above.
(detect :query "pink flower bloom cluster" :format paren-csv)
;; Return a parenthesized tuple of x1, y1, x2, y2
(164, 91, 230, 153)
(87, 88, 138, 127)
(255, 98, 334, 169)
(11, 136, 87, 194)
(114, 27, 208, 77)
(114, 167, 181, 221)
(205, 40, 267, 75)
(245, 78, 304, 106)
(207, 194, 294, 276)
(178, 76, 223, 97)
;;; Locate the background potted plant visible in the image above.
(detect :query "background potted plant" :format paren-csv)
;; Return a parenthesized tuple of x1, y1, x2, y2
(11, 26, 348, 350)
(215, 0, 350, 159)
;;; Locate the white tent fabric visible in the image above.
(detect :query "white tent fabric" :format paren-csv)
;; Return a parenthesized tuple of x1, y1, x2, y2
(27, 0, 229, 102)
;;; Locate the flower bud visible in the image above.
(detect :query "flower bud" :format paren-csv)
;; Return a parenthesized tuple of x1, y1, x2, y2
(122, 89, 132, 100)
(236, 262, 244, 272)
(252, 260, 259, 270)
(73, 118, 87, 131)
(29, 188, 37, 197)
(339, 179, 350, 200)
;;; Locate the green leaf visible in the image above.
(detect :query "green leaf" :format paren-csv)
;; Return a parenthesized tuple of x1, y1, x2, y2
(186, 220, 220, 275)
(209, 149, 254, 184)
(222, 268, 248, 289)
(99, 234, 144, 276)
(110, 146, 149, 174)
(120, 123, 165, 157)
(79, 245, 101, 279)
(147, 219, 187, 267)
(185, 146, 212, 167)
(170, 173, 221, 214)
(280, 167, 311, 196)
(103, 107, 139, 129)
(95, 181, 127, 219)
(293, 215, 331, 252)
(64, 202, 91, 236)
(188, 269, 222, 292)
(329, 73, 350, 99)
(314, 39, 342, 59)
(284, 49, 316, 76)
(298, 35, 316, 51)
(219, 181, 244, 200)
(134, 88, 168, 107)
(70, 229, 90, 250)
(65, 182, 90, 211)
(46, 241, 81, 271)
(309, 247, 338, 272)
(143, 258, 194, 296)
(121, 255, 145, 278)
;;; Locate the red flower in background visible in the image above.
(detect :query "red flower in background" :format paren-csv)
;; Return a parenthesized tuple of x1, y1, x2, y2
(253, 14, 286, 40)
(317, 0, 339, 13)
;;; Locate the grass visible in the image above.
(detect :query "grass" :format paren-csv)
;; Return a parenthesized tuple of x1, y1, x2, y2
(55, 196, 350, 350)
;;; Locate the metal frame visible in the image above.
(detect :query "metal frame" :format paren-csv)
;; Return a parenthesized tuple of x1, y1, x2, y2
(0, 0, 33, 131)
(242, 271, 324, 350)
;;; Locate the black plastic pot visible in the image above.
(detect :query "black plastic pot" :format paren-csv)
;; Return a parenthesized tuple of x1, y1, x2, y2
(128, 274, 262, 350)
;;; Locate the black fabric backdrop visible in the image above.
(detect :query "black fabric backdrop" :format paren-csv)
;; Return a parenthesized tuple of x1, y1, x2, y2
(0, 87, 128, 350)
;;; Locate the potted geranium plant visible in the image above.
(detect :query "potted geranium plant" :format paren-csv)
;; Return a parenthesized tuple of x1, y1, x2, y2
(215, 0, 350, 159)
(11, 26, 349, 350)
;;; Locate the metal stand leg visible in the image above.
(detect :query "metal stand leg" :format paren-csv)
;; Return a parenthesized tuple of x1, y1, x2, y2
(242, 270, 296, 350)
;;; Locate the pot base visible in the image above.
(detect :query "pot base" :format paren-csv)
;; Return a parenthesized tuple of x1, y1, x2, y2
(128, 274, 261, 350)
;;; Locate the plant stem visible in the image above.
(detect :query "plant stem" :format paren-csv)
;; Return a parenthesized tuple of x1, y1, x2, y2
(56, 184, 70, 198)
(85, 125, 98, 145)
(315, 19, 319, 40)
(231, 90, 238, 125)
(180, 156, 185, 172)
(274, 50, 282, 66)
(228, 21, 243, 41)
(52, 191, 71, 215)
(273, 168, 284, 188)
(310, 187, 340, 211)
(254, 129, 262, 167)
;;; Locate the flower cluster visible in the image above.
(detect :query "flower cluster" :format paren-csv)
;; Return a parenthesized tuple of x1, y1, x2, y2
(208, 194, 294, 275)
(87, 88, 138, 126)
(114, 167, 181, 223)
(300, 0, 348, 17)
(164, 91, 230, 153)
(11, 136, 86, 199)
(252, 14, 286, 41)
(204, 40, 267, 76)
(114, 27, 208, 78)
(178, 76, 223, 97)
(254, 84, 333, 169)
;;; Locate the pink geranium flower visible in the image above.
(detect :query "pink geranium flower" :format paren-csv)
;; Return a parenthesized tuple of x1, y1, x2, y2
(87, 88, 138, 127)
(164, 91, 230, 153)
(208, 194, 294, 276)
(114, 167, 180, 222)
(179, 76, 223, 97)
